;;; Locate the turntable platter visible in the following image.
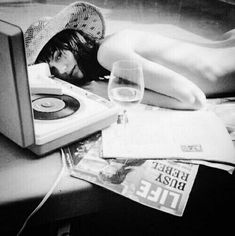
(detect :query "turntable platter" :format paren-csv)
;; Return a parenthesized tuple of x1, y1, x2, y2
(32, 94, 80, 120)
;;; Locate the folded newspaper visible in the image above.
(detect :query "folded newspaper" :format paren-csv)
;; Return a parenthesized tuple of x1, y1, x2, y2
(63, 132, 198, 217)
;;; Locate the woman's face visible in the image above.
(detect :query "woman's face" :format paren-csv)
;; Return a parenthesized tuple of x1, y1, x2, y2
(48, 50, 84, 81)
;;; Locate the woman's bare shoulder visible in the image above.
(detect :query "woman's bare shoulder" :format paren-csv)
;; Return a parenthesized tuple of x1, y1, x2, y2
(97, 30, 143, 70)
(101, 29, 144, 45)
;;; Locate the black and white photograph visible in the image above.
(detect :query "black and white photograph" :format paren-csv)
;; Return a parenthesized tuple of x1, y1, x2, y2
(0, 0, 235, 235)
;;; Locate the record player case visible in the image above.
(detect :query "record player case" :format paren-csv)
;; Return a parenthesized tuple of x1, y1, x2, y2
(0, 20, 119, 156)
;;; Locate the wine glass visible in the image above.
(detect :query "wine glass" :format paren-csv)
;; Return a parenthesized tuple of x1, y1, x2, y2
(108, 59, 145, 126)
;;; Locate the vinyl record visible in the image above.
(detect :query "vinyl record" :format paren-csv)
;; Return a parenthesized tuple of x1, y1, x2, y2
(32, 95, 80, 120)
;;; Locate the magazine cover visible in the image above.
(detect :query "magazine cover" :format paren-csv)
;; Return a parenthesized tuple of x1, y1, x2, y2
(63, 132, 199, 216)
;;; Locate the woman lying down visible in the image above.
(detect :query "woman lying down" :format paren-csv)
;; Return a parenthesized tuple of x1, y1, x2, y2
(24, 1, 235, 110)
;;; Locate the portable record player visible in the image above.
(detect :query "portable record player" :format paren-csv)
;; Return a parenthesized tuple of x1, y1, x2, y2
(0, 20, 119, 156)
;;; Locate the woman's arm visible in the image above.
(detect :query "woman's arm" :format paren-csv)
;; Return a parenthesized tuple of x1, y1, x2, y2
(82, 80, 205, 110)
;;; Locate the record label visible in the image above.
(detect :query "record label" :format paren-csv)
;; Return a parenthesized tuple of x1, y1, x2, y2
(32, 95, 80, 120)
(33, 97, 66, 112)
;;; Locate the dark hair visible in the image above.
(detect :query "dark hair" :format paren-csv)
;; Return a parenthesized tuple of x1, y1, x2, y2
(36, 29, 107, 85)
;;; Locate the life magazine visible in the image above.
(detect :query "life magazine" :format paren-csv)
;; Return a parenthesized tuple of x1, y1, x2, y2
(63, 132, 198, 217)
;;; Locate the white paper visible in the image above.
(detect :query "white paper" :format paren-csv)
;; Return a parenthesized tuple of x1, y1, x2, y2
(102, 105, 235, 165)
(206, 97, 235, 141)
(173, 159, 234, 174)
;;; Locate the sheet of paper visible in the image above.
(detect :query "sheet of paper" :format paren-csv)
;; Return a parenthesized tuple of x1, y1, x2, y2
(206, 97, 235, 141)
(173, 159, 234, 174)
(102, 105, 235, 165)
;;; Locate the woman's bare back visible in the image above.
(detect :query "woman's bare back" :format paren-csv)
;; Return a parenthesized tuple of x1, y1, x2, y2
(99, 29, 235, 97)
